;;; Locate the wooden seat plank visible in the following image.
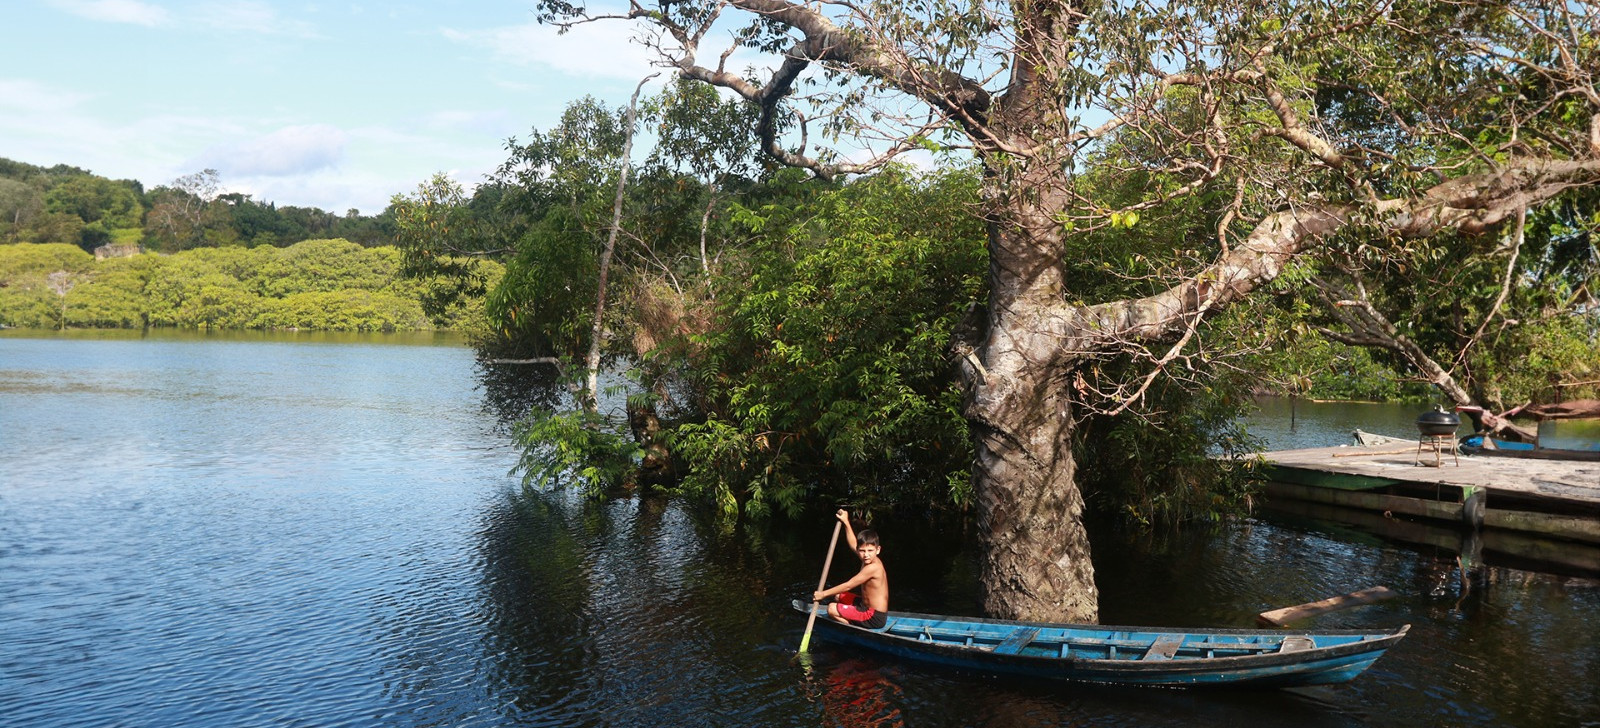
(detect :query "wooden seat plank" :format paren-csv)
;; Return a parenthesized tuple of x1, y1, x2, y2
(1142, 635, 1184, 660)
(993, 627, 1041, 655)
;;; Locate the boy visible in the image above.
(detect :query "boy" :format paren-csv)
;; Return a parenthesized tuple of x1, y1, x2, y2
(813, 509, 889, 629)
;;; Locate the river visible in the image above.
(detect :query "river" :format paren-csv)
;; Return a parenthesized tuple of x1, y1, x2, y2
(2, 331, 1596, 727)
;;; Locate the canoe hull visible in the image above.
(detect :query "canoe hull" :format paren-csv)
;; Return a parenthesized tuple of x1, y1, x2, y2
(794, 602, 1406, 688)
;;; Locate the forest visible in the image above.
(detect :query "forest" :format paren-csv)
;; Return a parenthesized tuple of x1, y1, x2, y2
(0, 156, 484, 332)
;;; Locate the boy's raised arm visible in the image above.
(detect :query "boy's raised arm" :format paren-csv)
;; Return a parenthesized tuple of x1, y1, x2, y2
(837, 509, 858, 552)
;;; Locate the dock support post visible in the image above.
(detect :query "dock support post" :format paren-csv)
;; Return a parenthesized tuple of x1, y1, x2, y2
(1460, 486, 1486, 530)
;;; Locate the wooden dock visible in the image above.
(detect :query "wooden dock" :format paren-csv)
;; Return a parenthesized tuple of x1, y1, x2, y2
(1262, 442, 1600, 545)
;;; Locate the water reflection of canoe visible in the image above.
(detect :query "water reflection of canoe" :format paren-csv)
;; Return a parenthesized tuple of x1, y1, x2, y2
(791, 601, 1408, 688)
(1459, 435, 1600, 462)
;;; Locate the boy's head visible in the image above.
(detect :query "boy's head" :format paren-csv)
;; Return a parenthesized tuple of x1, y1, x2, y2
(857, 529, 881, 562)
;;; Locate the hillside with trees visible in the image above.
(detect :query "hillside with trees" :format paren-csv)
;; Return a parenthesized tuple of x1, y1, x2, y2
(0, 157, 472, 333)
(0, 158, 394, 252)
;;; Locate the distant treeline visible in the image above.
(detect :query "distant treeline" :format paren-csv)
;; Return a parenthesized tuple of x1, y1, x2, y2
(0, 239, 497, 332)
(0, 157, 394, 252)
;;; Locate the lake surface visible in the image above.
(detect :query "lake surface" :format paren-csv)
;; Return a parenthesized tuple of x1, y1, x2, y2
(3, 331, 1597, 727)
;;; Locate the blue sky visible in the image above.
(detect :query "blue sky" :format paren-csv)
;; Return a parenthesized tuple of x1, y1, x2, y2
(2, 1, 664, 214)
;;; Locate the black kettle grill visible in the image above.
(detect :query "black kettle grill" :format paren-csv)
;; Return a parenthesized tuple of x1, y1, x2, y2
(1416, 406, 1461, 437)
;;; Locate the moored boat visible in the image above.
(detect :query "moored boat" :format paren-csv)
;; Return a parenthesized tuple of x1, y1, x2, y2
(1458, 434, 1600, 462)
(792, 601, 1407, 688)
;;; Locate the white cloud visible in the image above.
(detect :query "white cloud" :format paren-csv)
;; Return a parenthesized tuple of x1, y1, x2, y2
(196, 124, 348, 177)
(49, 0, 170, 27)
(421, 109, 518, 139)
(0, 78, 92, 113)
(228, 169, 389, 214)
(194, 1, 320, 38)
(48, 0, 319, 37)
(441, 22, 661, 81)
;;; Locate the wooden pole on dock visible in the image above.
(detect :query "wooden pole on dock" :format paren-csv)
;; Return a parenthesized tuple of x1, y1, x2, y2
(1257, 586, 1397, 627)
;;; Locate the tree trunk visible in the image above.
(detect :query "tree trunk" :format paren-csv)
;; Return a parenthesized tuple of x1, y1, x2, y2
(585, 74, 657, 411)
(968, 350, 1099, 623)
(963, 154, 1100, 623)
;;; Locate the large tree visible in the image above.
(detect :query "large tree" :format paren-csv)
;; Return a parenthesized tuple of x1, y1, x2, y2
(534, 0, 1600, 622)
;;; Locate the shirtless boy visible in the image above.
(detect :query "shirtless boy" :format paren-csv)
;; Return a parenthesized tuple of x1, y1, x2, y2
(812, 509, 889, 629)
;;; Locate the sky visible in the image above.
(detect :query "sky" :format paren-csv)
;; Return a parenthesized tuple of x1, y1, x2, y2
(1, 1, 666, 215)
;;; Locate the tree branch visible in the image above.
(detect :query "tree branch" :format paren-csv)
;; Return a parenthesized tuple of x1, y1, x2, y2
(1075, 157, 1600, 345)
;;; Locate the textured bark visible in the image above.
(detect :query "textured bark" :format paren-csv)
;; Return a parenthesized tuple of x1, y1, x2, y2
(966, 265, 1099, 621)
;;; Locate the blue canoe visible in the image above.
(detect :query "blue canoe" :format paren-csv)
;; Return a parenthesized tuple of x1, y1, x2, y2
(792, 601, 1407, 688)
(1459, 434, 1600, 461)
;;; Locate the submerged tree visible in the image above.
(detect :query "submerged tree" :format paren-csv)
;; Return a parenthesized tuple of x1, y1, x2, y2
(529, 0, 1600, 623)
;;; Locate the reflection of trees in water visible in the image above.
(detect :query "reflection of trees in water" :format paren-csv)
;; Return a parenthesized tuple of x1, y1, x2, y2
(467, 489, 1600, 726)
(471, 487, 819, 725)
(475, 361, 566, 433)
(473, 488, 601, 725)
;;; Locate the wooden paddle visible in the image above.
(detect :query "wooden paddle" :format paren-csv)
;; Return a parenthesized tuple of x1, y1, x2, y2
(798, 516, 844, 653)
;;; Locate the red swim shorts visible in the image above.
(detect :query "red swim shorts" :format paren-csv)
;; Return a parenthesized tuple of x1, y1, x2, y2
(835, 592, 887, 629)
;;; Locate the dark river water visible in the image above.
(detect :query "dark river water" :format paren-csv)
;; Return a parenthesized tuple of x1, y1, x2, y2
(2, 331, 1597, 727)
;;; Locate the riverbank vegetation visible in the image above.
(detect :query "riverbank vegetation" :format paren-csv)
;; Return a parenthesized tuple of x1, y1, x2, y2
(0, 239, 495, 332)
(10, 1, 1598, 625)
(399, 0, 1599, 624)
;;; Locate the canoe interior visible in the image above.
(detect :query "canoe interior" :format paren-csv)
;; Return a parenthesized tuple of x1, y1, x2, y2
(794, 601, 1408, 688)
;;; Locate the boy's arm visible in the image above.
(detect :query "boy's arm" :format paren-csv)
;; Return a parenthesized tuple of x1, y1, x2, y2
(813, 563, 882, 601)
(837, 509, 859, 552)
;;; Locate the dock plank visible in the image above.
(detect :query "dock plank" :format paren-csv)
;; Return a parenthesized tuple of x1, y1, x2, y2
(1263, 443, 1600, 544)
(1264, 444, 1600, 505)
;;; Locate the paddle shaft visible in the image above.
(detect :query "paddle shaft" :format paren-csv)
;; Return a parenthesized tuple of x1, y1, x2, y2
(798, 519, 844, 653)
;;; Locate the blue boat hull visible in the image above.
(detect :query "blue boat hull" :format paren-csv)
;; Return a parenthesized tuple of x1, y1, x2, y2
(794, 601, 1407, 688)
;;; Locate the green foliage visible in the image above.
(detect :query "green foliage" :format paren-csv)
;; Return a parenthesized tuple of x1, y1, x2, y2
(0, 242, 93, 278)
(668, 166, 986, 517)
(389, 174, 501, 320)
(251, 290, 429, 332)
(44, 175, 144, 231)
(0, 244, 95, 328)
(0, 239, 460, 332)
(510, 408, 644, 497)
(1260, 185, 1600, 409)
